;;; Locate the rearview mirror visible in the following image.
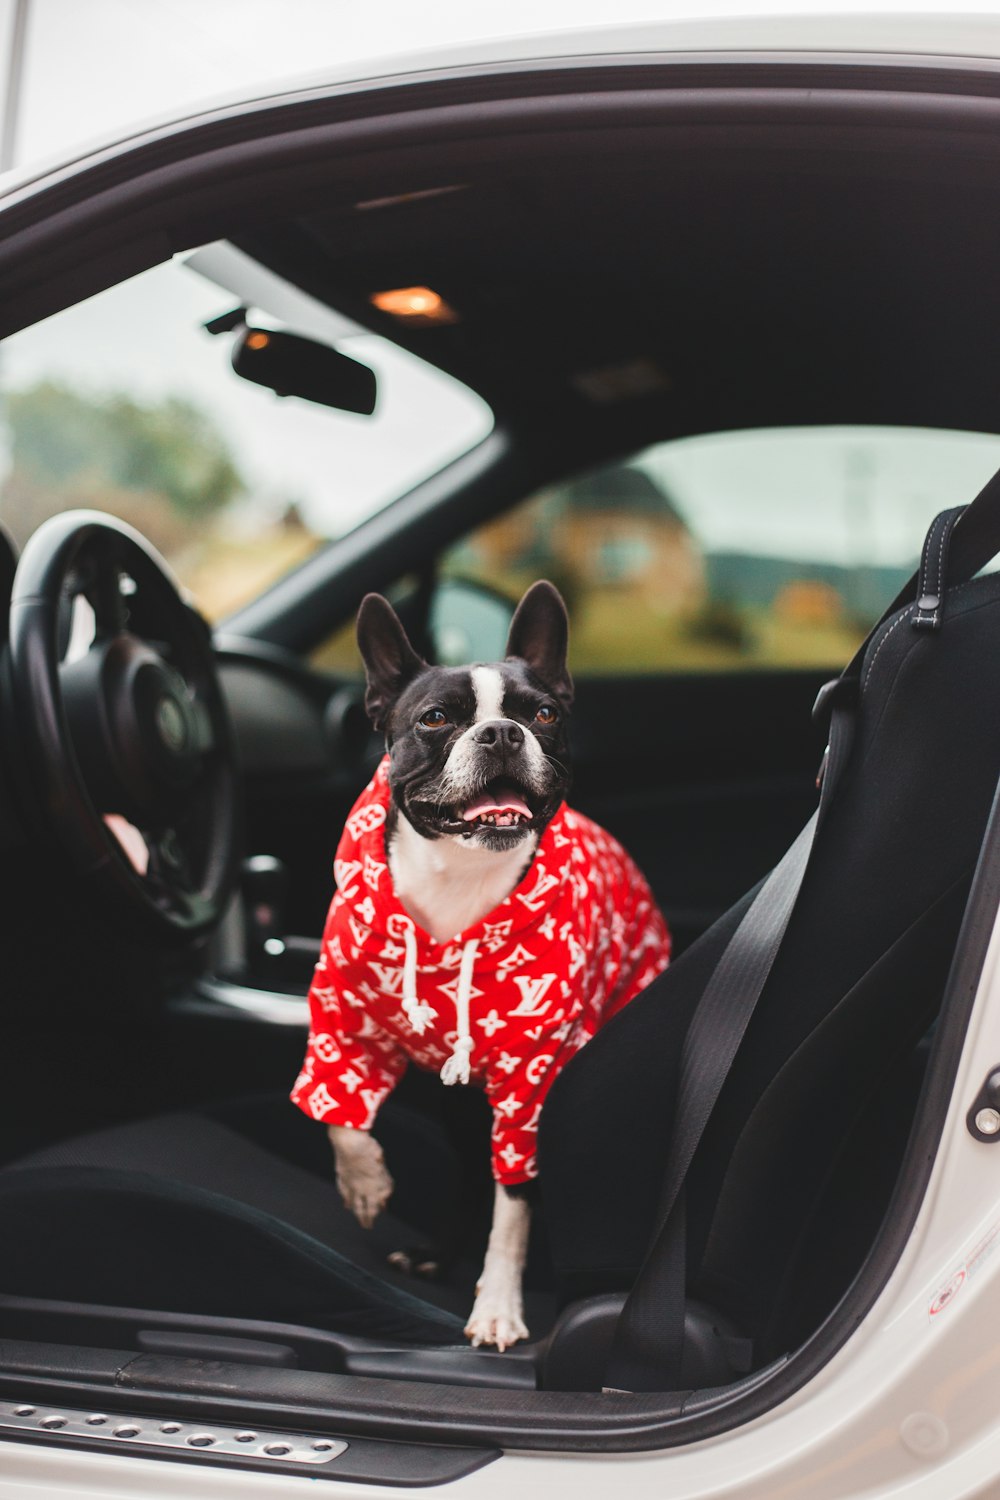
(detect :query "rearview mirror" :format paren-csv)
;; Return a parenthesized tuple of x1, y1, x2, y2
(231, 326, 377, 415)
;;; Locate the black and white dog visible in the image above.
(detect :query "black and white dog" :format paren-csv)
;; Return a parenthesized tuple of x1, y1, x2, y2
(294, 581, 670, 1347)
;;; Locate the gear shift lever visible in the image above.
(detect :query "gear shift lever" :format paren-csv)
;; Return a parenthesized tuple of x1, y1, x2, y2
(241, 855, 289, 969)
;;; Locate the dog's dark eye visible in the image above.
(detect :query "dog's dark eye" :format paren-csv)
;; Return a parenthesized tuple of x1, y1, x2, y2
(535, 704, 558, 726)
(419, 708, 449, 729)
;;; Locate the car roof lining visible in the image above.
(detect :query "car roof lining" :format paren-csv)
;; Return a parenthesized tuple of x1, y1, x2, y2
(232, 126, 1000, 459)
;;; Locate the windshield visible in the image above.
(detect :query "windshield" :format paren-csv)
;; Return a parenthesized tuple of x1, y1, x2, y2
(0, 246, 493, 618)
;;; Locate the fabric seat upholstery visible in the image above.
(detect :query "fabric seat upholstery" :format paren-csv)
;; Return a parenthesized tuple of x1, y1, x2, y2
(0, 1112, 470, 1340)
(540, 574, 1000, 1361)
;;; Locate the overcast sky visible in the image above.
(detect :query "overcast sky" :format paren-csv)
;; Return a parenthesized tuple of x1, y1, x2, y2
(5, 0, 1000, 562)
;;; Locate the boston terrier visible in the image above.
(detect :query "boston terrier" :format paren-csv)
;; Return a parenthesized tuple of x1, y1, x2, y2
(292, 581, 671, 1348)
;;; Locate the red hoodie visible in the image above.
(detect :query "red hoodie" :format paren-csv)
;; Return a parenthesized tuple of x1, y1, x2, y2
(292, 758, 671, 1185)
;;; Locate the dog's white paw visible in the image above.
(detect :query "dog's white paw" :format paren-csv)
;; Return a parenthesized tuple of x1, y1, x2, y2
(465, 1291, 530, 1351)
(328, 1126, 394, 1229)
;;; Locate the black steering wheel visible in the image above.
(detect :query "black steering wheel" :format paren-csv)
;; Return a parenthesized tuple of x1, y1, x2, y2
(8, 511, 240, 939)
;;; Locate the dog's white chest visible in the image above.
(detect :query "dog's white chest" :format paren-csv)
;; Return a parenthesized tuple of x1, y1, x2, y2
(388, 817, 537, 942)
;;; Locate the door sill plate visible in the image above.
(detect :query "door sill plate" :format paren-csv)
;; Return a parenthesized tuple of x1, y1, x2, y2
(0, 1399, 347, 1464)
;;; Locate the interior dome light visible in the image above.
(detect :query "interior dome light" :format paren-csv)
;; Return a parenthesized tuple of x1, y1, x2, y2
(369, 286, 457, 324)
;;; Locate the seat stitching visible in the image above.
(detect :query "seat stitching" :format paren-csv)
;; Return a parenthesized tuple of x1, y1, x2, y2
(929, 515, 949, 625)
(863, 578, 997, 698)
(862, 607, 915, 694)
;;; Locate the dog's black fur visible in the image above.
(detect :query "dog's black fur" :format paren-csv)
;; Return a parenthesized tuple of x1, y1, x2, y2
(357, 582, 574, 851)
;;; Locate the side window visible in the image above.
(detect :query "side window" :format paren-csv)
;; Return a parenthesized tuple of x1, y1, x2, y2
(439, 428, 1000, 674)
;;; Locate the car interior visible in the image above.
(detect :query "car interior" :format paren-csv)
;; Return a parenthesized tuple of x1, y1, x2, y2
(3, 51, 1000, 1470)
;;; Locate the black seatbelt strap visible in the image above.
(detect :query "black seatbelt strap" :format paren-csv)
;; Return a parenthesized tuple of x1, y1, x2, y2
(603, 707, 851, 1394)
(603, 475, 1000, 1395)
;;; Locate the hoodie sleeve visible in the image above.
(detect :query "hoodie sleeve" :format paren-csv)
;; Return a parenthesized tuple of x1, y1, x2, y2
(484, 1047, 567, 1186)
(291, 900, 408, 1131)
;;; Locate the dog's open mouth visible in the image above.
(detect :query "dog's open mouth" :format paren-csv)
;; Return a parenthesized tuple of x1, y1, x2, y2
(460, 779, 534, 830)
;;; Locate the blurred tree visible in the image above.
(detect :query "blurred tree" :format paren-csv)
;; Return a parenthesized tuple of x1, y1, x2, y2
(0, 381, 244, 551)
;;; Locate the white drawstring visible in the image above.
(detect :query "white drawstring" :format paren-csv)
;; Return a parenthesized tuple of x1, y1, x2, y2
(440, 937, 479, 1087)
(399, 920, 478, 1081)
(401, 919, 436, 1035)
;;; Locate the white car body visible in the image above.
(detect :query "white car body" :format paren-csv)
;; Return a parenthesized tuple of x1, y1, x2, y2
(4, 11, 1000, 1497)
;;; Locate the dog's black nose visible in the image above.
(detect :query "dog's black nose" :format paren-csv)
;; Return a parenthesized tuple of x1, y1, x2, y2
(474, 719, 524, 751)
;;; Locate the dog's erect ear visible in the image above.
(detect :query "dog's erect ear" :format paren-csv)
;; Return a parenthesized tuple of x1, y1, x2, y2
(505, 580, 573, 708)
(356, 594, 427, 731)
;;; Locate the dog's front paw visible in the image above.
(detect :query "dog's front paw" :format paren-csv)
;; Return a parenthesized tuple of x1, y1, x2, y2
(465, 1291, 529, 1352)
(328, 1126, 394, 1229)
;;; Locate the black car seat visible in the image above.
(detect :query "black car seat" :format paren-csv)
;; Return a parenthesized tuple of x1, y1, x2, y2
(543, 498, 1000, 1383)
(3, 494, 1000, 1392)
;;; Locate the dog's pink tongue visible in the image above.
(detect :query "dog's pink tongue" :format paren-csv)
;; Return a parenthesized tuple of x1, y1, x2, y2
(462, 789, 532, 821)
